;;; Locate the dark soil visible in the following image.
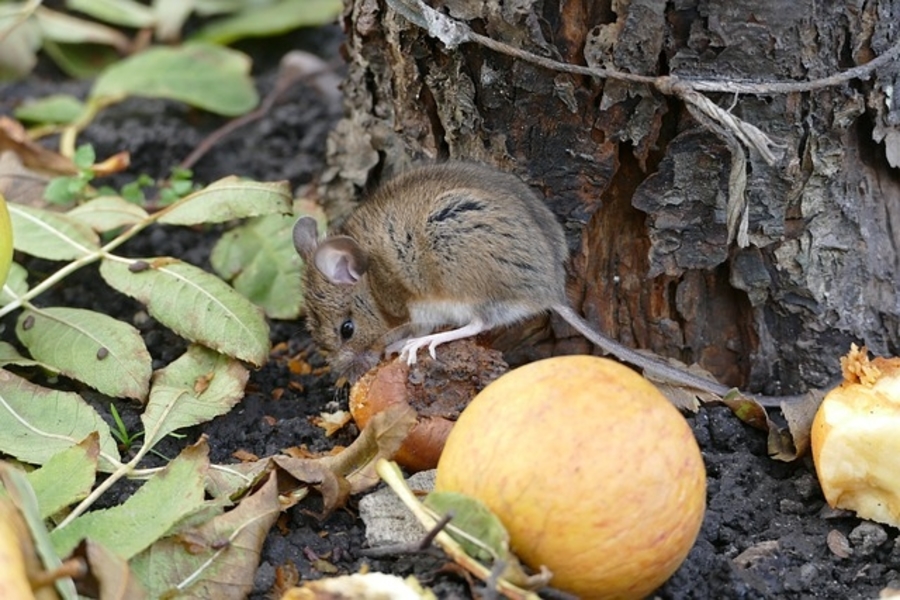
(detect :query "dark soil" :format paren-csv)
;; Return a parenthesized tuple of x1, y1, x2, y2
(2, 24, 898, 600)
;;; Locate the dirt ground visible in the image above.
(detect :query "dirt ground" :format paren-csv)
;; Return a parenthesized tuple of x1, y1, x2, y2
(2, 24, 898, 600)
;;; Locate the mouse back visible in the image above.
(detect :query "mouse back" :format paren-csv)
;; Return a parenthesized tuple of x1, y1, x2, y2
(344, 162, 569, 313)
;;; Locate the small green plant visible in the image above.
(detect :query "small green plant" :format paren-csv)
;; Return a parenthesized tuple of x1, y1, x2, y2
(43, 144, 202, 208)
(43, 144, 97, 205)
(108, 403, 143, 452)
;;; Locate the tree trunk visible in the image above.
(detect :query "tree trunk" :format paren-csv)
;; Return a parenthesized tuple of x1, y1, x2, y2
(319, 0, 900, 395)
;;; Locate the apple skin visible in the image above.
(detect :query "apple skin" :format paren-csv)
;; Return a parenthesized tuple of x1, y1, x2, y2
(0, 194, 12, 289)
(434, 355, 707, 600)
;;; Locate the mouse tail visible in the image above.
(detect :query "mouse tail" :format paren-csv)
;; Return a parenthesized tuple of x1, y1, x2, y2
(551, 304, 733, 397)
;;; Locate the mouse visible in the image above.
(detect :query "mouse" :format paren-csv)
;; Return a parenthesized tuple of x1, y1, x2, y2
(293, 161, 816, 407)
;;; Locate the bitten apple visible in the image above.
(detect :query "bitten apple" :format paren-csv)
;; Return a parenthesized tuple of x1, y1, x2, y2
(349, 339, 508, 472)
(811, 344, 900, 526)
(434, 355, 706, 600)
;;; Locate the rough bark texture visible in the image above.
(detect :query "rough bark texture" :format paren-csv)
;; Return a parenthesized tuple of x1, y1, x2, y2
(320, 0, 900, 394)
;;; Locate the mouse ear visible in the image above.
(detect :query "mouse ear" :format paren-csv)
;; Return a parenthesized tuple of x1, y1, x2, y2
(313, 236, 369, 285)
(292, 216, 321, 259)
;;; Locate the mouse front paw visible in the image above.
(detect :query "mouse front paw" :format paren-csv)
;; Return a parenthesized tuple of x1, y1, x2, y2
(385, 336, 433, 366)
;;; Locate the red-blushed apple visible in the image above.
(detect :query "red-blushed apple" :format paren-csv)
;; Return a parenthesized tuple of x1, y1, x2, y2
(434, 355, 707, 600)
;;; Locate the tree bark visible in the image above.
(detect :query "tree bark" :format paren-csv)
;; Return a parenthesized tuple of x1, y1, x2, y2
(319, 0, 900, 395)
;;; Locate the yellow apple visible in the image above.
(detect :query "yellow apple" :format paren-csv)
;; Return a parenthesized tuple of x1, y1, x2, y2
(434, 355, 706, 600)
(0, 193, 12, 289)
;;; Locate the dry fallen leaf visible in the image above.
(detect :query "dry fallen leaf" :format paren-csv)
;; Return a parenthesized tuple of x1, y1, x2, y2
(274, 403, 417, 517)
(232, 449, 259, 462)
(311, 410, 352, 437)
(0, 117, 77, 175)
(71, 539, 148, 599)
(280, 572, 435, 600)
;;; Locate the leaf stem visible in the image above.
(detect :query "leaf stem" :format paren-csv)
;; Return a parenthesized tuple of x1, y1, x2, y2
(0, 186, 205, 320)
(375, 459, 544, 600)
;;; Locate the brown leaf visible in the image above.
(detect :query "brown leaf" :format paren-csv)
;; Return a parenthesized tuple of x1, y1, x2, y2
(91, 151, 130, 177)
(642, 357, 724, 412)
(274, 403, 417, 517)
(0, 151, 51, 208)
(232, 449, 259, 462)
(0, 117, 77, 175)
(720, 392, 770, 430)
(311, 558, 338, 574)
(273, 455, 351, 519)
(321, 402, 417, 493)
(311, 410, 352, 437)
(777, 388, 826, 459)
(72, 539, 148, 600)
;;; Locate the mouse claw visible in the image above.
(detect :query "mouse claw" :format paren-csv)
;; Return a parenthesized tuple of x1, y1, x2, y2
(389, 338, 423, 366)
(403, 348, 419, 366)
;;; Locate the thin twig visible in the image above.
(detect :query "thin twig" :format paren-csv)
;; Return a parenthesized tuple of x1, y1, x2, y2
(386, 0, 900, 168)
(179, 56, 344, 170)
(389, 0, 900, 93)
(357, 512, 454, 557)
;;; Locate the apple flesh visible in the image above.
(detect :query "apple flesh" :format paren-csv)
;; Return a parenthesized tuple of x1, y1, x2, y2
(812, 345, 900, 526)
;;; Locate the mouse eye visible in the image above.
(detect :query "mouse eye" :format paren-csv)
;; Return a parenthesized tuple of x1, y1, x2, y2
(339, 319, 354, 341)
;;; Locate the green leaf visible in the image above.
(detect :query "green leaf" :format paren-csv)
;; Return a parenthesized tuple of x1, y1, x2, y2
(90, 43, 258, 117)
(99, 258, 270, 366)
(0, 341, 45, 369)
(211, 214, 302, 319)
(0, 11, 41, 80)
(42, 39, 121, 79)
(13, 94, 85, 125)
(50, 439, 209, 559)
(424, 491, 511, 562)
(35, 6, 130, 49)
(43, 174, 89, 205)
(193, 0, 268, 17)
(192, 0, 342, 44)
(158, 177, 292, 226)
(152, 0, 195, 41)
(72, 144, 96, 170)
(205, 461, 269, 500)
(142, 345, 248, 449)
(0, 368, 120, 470)
(67, 196, 150, 232)
(27, 434, 99, 519)
(8, 202, 100, 260)
(66, 0, 157, 28)
(0, 262, 28, 307)
(131, 470, 284, 599)
(16, 307, 153, 401)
